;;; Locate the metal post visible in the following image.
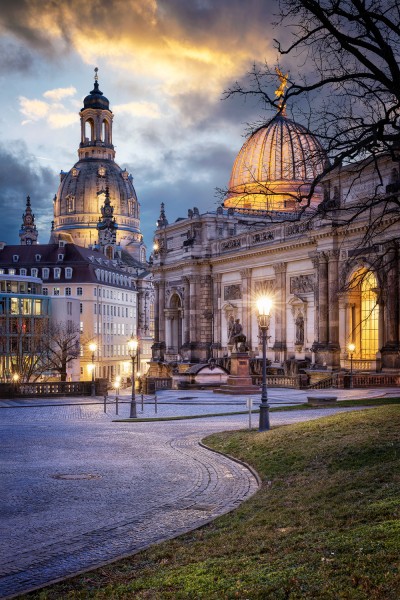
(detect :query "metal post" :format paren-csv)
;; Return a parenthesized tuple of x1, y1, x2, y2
(155, 393, 158, 414)
(141, 393, 144, 412)
(103, 393, 107, 413)
(129, 355, 137, 418)
(91, 351, 95, 397)
(259, 323, 270, 431)
(116, 392, 119, 415)
(350, 352, 353, 389)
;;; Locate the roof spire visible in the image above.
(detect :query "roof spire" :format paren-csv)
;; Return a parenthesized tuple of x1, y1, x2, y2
(275, 67, 289, 116)
(19, 195, 38, 245)
(157, 202, 168, 227)
(93, 66, 99, 92)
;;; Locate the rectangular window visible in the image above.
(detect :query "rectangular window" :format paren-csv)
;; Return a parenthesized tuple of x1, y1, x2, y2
(42, 268, 49, 279)
(94, 322, 98, 334)
(42, 287, 48, 296)
(80, 321, 83, 333)
(67, 301, 72, 315)
(31, 268, 39, 278)
(65, 287, 71, 296)
(34, 299, 42, 315)
(53, 287, 60, 296)
(77, 287, 83, 296)
(94, 304, 97, 314)
(20, 268, 27, 276)
(65, 267, 73, 279)
(54, 268, 61, 279)
(8, 268, 16, 275)
(94, 288, 97, 296)
(80, 302, 83, 314)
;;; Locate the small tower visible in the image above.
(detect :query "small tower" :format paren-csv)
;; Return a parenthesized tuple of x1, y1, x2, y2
(19, 196, 38, 245)
(97, 186, 119, 259)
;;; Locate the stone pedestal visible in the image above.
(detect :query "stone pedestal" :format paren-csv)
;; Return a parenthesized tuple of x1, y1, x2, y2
(215, 352, 260, 395)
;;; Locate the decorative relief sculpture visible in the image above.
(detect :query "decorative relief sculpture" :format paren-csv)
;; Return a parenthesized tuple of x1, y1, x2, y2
(224, 284, 242, 300)
(221, 238, 241, 251)
(252, 230, 274, 243)
(290, 274, 315, 294)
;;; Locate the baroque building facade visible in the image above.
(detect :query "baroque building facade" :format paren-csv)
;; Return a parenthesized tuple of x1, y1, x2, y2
(0, 72, 154, 383)
(150, 110, 400, 378)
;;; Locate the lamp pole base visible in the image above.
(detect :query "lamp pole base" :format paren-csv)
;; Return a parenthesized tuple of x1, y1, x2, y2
(259, 402, 270, 431)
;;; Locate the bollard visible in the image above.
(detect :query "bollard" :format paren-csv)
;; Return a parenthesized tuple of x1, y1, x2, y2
(141, 393, 144, 412)
(103, 394, 107, 413)
(115, 394, 119, 415)
(155, 393, 158, 414)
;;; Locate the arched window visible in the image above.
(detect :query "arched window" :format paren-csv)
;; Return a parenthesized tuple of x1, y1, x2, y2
(102, 120, 110, 144)
(360, 271, 379, 359)
(85, 119, 94, 142)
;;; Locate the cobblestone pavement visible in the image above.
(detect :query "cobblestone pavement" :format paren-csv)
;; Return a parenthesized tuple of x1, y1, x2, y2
(0, 393, 387, 599)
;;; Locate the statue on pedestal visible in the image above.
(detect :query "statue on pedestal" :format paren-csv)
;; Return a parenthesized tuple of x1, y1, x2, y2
(228, 319, 247, 352)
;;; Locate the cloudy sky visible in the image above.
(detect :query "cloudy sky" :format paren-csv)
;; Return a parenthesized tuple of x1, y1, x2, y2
(0, 0, 284, 248)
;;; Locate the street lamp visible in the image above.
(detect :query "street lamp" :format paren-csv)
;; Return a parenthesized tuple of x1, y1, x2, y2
(348, 342, 355, 388)
(89, 342, 97, 397)
(257, 296, 273, 431)
(128, 336, 139, 418)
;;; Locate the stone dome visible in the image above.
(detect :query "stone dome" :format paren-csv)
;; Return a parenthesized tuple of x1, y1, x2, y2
(52, 73, 145, 258)
(53, 160, 141, 249)
(225, 114, 327, 212)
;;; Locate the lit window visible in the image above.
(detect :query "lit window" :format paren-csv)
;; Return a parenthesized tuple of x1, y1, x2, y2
(8, 269, 16, 275)
(53, 288, 60, 296)
(80, 321, 83, 333)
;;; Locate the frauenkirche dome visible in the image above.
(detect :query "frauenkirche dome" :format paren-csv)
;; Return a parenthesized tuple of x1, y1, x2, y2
(225, 113, 327, 212)
(52, 69, 144, 259)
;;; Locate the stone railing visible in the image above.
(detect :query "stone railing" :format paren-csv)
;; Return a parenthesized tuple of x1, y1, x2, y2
(0, 381, 93, 398)
(337, 373, 400, 388)
(252, 375, 303, 388)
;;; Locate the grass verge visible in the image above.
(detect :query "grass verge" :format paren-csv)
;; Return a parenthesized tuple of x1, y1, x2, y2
(22, 406, 400, 599)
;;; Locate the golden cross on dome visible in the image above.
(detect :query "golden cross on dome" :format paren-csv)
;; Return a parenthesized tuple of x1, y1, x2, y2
(275, 67, 289, 115)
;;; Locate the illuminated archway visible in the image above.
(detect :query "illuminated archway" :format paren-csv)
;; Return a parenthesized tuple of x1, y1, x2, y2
(360, 271, 379, 359)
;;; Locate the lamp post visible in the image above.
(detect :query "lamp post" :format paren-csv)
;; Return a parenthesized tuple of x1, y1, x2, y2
(348, 342, 355, 388)
(257, 296, 272, 431)
(128, 336, 139, 418)
(89, 342, 97, 397)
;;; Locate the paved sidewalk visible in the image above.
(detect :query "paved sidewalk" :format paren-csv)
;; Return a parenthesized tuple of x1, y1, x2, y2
(0, 390, 394, 599)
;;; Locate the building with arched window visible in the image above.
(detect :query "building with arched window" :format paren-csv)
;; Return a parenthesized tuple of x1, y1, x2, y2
(150, 109, 400, 384)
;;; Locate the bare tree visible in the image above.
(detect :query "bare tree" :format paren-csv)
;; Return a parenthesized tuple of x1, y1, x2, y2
(43, 322, 80, 382)
(223, 0, 400, 214)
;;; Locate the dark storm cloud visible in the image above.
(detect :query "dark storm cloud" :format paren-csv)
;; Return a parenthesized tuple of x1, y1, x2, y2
(0, 141, 57, 243)
(0, 38, 35, 74)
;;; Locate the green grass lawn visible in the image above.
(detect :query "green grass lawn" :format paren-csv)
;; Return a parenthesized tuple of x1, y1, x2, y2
(23, 406, 400, 599)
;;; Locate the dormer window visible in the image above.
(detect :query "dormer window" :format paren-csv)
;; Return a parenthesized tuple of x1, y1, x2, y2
(42, 268, 49, 279)
(59, 240, 65, 248)
(20, 268, 27, 276)
(8, 268, 16, 275)
(58, 253, 64, 261)
(65, 267, 73, 279)
(12, 255, 19, 263)
(54, 268, 61, 279)
(35, 254, 41, 262)
(31, 268, 38, 277)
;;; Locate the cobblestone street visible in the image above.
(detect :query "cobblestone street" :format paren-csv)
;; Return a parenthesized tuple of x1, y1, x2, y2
(0, 388, 395, 599)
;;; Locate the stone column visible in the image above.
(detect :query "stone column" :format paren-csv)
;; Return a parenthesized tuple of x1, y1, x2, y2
(317, 252, 329, 345)
(273, 262, 287, 360)
(327, 250, 340, 346)
(381, 243, 400, 369)
(158, 280, 166, 345)
(188, 274, 198, 346)
(212, 273, 222, 355)
(240, 268, 252, 349)
(311, 255, 320, 346)
(182, 277, 190, 345)
(153, 281, 160, 344)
